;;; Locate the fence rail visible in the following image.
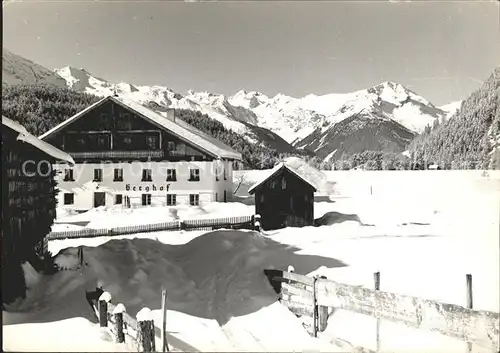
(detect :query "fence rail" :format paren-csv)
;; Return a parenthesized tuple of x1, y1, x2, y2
(264, 269, 500, 352)
(47, 215, 255, 240)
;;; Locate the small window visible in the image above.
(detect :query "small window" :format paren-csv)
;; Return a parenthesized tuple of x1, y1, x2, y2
(114, 168, 123, 182)
(146, 136, 158, 149)
(177, 143, 186, 155)
(215, 168, 219, 182)
(224, 167, 227, 181)
(189, 169, 200, 182)
(142, 169, 152, 182)
(93, 168, 103, 182)
(189, 194, 199, 206)
(166, 169, 177, 182)
(123, 136, 132, 145)
(141, 194, 152, 206)
(115, 194, 123, 205)
(97, 135, 107, 148)
(167, 194, 177, 206)
(167, 141, 176, 151)
(64, 169, 74, 182)
(281, 177, 286, 190)
(64, 193, 74, 205)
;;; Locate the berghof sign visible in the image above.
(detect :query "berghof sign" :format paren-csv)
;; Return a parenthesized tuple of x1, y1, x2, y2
(125, 184, 171, 192)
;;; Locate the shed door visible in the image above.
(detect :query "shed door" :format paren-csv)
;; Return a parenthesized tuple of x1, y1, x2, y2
(94, 192, 106, 208)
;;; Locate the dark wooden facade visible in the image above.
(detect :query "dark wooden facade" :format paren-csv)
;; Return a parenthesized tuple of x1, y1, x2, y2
(2, 122, 64, 303)
(249, 165, 316, 231)
(44, 98, 214, 163)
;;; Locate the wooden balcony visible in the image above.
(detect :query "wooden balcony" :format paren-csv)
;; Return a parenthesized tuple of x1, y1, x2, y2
(70, 150, 165, 159)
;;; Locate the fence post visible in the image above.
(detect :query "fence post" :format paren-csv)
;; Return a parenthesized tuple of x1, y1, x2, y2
(136, 307, 155, 352)
(161, 288, 170, 352)
(98, 292, 112, 327)
(466, 274, 473, 353)
(179, 221, 186, 231)
(254, 214, 261, 232)
(317, 276, 329, 333)
(313, 276, 318, 338)
(113, 303, 126, 343)
(374, 271, 381, 352)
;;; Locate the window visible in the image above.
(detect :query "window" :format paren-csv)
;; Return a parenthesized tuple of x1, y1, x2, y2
(224, 167, 227, 181)
(97, 135, 108, 148)
(93, 168, 103, 182)
(189, 169, 200, 182)
(114, 168, 124, 182)
(281, 177, 286, 190)
(167, 194, 177, 206)
(177, 143, 186, 155)
(166, 169, 177, 182)
(123, 136, 132, 145)
(64, 169, 74, 181)
(189, 194, 199, 206)
(167, 141, 176, 151)
(115, 194, 123, 205)
(215, 168, 219, 181)
(101, 112, 112, 129)
(141, 194, 152, 206)
(224, 190, 227, 203)
(142, 169, 152, 182)
(117, 113, 132, 130)
(146, 136, 158, 149)
(64, 193, 74, 205)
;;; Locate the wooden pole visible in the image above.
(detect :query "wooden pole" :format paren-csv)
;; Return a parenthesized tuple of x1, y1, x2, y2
(317, 276, 329, 333)
(98, 292, 112, 328)
(113, 303, 126, 343)
(374, 272, 381, 352)
(466, 274, 473, 353)
(313, 276, 318, 338)
(161, 289, 170, 352)
(136, 308, 154, 352)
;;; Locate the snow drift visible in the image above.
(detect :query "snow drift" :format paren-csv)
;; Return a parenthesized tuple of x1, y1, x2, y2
(4, 230, 346, 352)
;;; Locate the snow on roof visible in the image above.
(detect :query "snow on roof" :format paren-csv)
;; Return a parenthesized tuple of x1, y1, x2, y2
(248, 159, 320, 194)
(39, 96, 242, 161)
(2, 116, 75, 165)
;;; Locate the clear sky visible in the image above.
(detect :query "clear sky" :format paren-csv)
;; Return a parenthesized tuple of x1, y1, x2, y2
(3, 0, 499, 105)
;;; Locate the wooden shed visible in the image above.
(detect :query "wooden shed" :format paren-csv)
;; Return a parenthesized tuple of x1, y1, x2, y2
(2, 116, 74, 303)
(248, 163, 316, 231)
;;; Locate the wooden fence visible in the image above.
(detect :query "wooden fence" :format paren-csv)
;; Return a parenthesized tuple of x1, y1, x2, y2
(264, 269, 500, 353)
(47, 215, 256, 240)
(86, 288, 169, 352)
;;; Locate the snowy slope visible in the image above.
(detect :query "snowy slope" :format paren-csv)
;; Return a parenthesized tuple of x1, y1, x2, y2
(439, 100, 462, 120)
(2, 48, 67, 88)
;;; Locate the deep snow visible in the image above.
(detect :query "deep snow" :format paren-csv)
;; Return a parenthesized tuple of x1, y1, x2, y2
(3, 170, 499, 352)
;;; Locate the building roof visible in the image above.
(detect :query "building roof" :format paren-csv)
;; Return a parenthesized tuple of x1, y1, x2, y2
(248, 162, 318, 195)
(39, 96, 242, 161)
(2, 116, 75, 165)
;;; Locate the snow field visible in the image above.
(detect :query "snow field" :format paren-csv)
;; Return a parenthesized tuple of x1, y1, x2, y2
(4, 169, 499, 352)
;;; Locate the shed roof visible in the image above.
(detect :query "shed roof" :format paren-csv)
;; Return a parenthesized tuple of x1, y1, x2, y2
(2, 116, 75, 165)
(248, 162, 318, 195)
(39, 95, 242, 161)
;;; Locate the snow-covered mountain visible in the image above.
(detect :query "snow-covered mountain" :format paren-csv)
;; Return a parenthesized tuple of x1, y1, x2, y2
(55, 66, 299, 154)
(2, 49, 67, 88)
(53, 66, 453, 161)
(439, 101, 463, 120)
